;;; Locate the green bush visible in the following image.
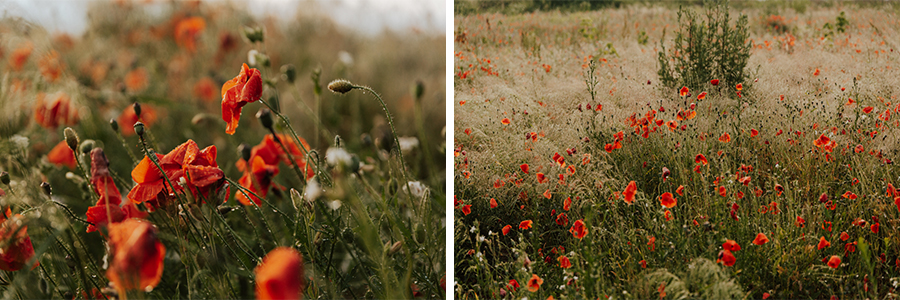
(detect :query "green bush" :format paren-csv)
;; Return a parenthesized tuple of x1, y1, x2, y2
(657, 4, 752, 91)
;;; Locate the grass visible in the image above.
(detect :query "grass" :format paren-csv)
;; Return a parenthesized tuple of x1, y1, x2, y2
(455, 2, 900, 299)
(0, 1, 445, 299)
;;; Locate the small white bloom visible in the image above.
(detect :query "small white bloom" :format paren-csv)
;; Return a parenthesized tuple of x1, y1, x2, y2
(65, 172, 76, 180)
(470, 226, 476, 233)
(304, 177, 322, 202)
(488, 230, 493, 236)
(328, 200, 342, 211)
(338, 51, 354, 67)
(325, 147, 352, 167)
(398, 136, 419, 152)
(477, 235, 485, 242)
(247, 49, 258, 66)
(404, 181, 428, 199)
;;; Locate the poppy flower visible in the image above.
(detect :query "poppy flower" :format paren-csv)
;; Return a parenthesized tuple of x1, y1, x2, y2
(774, 184, 784, 196)
(490, 198, 498, 209)
(86, 148, 147, 233)
(841, 191, 857, 200)
(569, 219, 587, 239)
(542, 189, 552, 199)
(695, 154, 708, 165)
(558, 256, 572, 269)
(461, 205, 471, 215)
(501, 118, 510, 125)
(710, 79, 719, 86)
(563, 197, 572, 211)
(827, 255, 841, 268)
(739, 176, 751, 186)
(647, 236, 656, 251)
(697, 92, 707, 100)
(661, 167, 670, 181)
(174, 17, 206, 53)
(526, 274, 543, 292)
(717, 249, 736, 266)
(818, 236, 831, 250)
(193, 77, 218, 103)
(796, 216, 806, 227)
(0, 208, 37, 271)
(106, 219, 165, 294)
(659, 192, 676, 208)
(118, 103, 159, 136)
(502, 225, 512, 235)
(871, 222, 880, 233)
(863, 106, 874, 114)
(255, 247, 305, 300)
(555, 213, 568, 226)
(520, 163, 529, 174)
(38, 50, 64, 82)
(676, 185, 684, 196)
(8, 42, 33, 71)
(623, 181, 637, 204)
(718, 132, 732, 143)
(222, 63, 263, 135)
(679, 86, 689, 97)
(508, 279, 520, 291)
(34, 92, 78, 129)
(124, 68, 149, 93)
(723, 239, 741, 252)
(840, 231, 850, 241)
(752, 233, 769, 245)
(718, 186, 727, 197)
(128, 140, 225, 208)
(814, 68, 821, 76)
(519, 220, 533, 230)
(48, 140, 77, 169)
(750, 129, 759, 137)
(736, 83, 743, 91)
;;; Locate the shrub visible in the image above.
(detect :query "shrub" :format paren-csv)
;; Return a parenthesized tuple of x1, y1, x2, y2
(657, 4, 752, 91)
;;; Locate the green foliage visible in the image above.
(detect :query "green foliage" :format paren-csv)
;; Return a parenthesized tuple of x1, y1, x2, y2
(657, 4, 752, 91)
(638, 258, 744, 300)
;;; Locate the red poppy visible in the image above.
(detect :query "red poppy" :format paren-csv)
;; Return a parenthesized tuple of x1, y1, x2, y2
(827, 255, 841, 268)
(818, 236, 831, 250)
(520, 163, 529, 174)
(38, 50, 64, 82)
(676, 185, 684, 196)
(679, 86, 689, 97)
(86, 149, 147, 233)
(0, 208, 37, 271)
(490, 198, 498, 209)
(717, 249, 736, 266)
(222, 63, 263, 135)
(774, 184, 784, 196)
(871, 222, 880, 233)
(174, 17, 206, 53)
(118, 103, 159, 136)
(536, 173, 547, 184)
(558, 256, 572, 269)
(647, 236, 656, 251)
(508, 279, 520, 291)
(840, 231, 850, 241)
(543, 189, 552, 199)
(718, 132, 732, 143)
(841, 191, 857, 200)
(697, 92, 707, 100)
(8, 42, 33, 71)
(739, 176, 751, 186)
(563, 197, 572, 211)
(718, 186, 727, 197)
(863, 106, 874, 114)
(193, 77, 218, 103)
(659, 192, 676, 208)
(750, 129, 759, 137)
(106, 219, 165, 294)
(752, 233, 769, 245)
(569, 219, 587, 239)
(127, 140, 225, 208)
(710, 79, 719, 86)
(796, 216, 806, 227)
(124, 68, 149, 93)
(555, 213, 568, 226)
(34, 92, 79, 129)
(502, 225, 512, 235)
(255, 247, 305, 300)
(695, 154, 708, 165)
(623, 181, 637, 204)
(526, 274, 543, 292)
(814, 68, 821, 76)
(48, 140, 77, 169)
(501, 118, 511, 125)
(519, 220, 533, 230)
(723, 239, 741, 252)
(736, 83, 743, 91)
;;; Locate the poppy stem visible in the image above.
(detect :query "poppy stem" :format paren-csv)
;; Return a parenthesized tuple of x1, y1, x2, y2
(349, 84, 415, 201)
(258, 99, 329, 185)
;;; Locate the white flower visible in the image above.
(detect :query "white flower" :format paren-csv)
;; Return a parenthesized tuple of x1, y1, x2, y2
(304, 177, 322, 202)
(488, 230, 493, 236)
(477, 235, 485, 242)
(470, 226, 476, 233)
(11, 135, 28, 150)
(338, 51, 354, 66)
(404, 181, 428, 199)
(325, 147, 352, 167)
(247, 49, 259, 66)
(328, 200, 342, 211)
(398, 136, 419, 152)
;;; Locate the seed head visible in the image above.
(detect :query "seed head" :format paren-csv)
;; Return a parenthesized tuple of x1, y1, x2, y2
(64, 127, 79, 153)
(256, 108, 274, 130)
(133, 102, 142, 118)
(133, 121, 145, 137)
(40, 182, 51, 196)
(79, 139, 95, 154)
(327, 79, 353, 94)
(109, 118, 119, 132)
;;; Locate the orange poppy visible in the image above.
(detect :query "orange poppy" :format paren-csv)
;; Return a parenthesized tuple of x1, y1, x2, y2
(519, 220, 533, 230)
(664, 210, 672, 221)
(863, 106, 874, 114)
(0, 207, 37, 271)
(236, 155, 280, 206)
(536, 173, 547, 184)
(558, 256, 572, 269)
(750, 129, 759, 137)
(118, 103, 159, 136)
(38, 50, 64, 82)
(840, 231, 850, 241)
(174, 17, 206, 53)
(723, 239, 741, 251)
(193, 77, 218, 103)
(501, 225, 512, 235)
(735, 83, 743, 91)
(490, 198, 498, 209)
(86, 148, 147, 233)
(827, 255, 841, 268)
(127, 140, 225, 208)
(569, 219, 587, 239)
(8, 42, 33, 71)
(659, 192, 676, 208)
(718, 132, 732, 143)
(222, 63, 263, 135)
(34, 92, 79, 129)
(697, 92, 707, 100)
(106, 219, 165, 294)
(817, 236, 831, 250)
(461, 205, 471, 215)
(813, 134, 831, 148)
(255, 247, 305, 300)
(555, 213, 568, 226)
(542, 189, 552, 199)
(752, 233, 769, 245)
(526, 274, 543, 292)
(717, 249, 735, 266)
(623, 181, 637, 204)
(48, 140, 77, 169)
(679, 86, 689, 97)
(695, 154, 708, 165)
(501, 118, 511, 125)
(676, 185, 684, 196)
(563, 197, 572, 211)
(841, 191, 857, 200)
(124, 67, 149, 93)
(520, 163, 529, 174)
(774, 184, 784, 196)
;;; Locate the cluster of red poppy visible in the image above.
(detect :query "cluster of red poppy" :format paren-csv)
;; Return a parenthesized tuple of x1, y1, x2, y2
(235, 134, 314, 206)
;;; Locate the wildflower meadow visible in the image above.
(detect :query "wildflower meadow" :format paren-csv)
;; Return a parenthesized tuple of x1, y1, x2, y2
(455, 2, 900, 299)
(0, 1, 445, 299)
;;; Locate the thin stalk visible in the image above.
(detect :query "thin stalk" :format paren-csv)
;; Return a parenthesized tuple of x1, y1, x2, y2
(258, 99, 329, 184)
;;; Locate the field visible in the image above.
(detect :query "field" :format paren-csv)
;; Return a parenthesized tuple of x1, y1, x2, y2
(0, 1, 445, 299)
(454, 2, 900, 299)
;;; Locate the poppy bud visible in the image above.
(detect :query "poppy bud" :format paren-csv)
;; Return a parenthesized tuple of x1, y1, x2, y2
(133, 121, 145, 137)
(217, 205, 234, 215)
(311, 67, 322, 95)
(133, 103, 142, 118)
(79, 139, 95, 154)
(360, 133, 373, 147)
(388, 241, 403, 255)
(109, 118, 119, 132)
(237, 143, 251, 162)
(334, 135, 343, 148)
(241, 25, 264, 43)
(41, 182, 51, 196)
(327, 79, 353, 94)
(411, 80, 424, 101)
(256, 108, 274, 130)
(0, 171, 9, 185)
(280, 64, 296, 84)
(64, 127, 79, 153)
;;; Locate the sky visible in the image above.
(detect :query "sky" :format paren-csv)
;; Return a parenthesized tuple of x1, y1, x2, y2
(0, 0, 445, 36)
